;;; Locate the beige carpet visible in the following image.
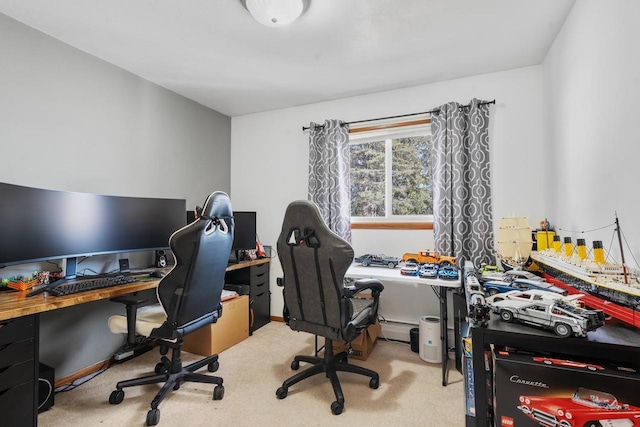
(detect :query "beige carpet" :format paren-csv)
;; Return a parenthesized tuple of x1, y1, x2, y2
(39, 322, 465, 426)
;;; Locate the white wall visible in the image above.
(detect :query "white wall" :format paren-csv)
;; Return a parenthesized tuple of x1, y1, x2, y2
(231, 66, 548, 319)
(0, 14, 232, 377)
(0, 14, 231, 208)
(543, 0, 640, 263)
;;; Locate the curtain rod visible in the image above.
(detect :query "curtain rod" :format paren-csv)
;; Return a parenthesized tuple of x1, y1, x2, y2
(301, 99, 495, 131)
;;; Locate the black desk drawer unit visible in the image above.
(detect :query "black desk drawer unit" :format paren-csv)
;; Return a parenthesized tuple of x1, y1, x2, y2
(226, 261, 270, 334)
(0, 315, 38, 427)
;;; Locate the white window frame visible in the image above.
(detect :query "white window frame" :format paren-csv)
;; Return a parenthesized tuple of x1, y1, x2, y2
(349, 120, 433, 225)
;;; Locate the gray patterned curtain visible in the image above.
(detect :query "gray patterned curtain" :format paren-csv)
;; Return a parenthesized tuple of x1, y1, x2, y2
(431, 99, 494, 267)
(308, 119, 352, 242)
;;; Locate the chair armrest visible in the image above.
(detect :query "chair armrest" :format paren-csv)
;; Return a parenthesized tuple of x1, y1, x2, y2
(110, 295, 149, 306)
(345, 278, 384, 298)
(110, 294, 149, 346)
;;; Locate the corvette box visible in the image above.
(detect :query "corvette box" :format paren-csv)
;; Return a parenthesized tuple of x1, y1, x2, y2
(493, 349, 640, 427)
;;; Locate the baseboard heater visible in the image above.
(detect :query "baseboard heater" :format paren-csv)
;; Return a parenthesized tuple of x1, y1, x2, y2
(378, 318, 416, 342)
(378, 318, 455, 357)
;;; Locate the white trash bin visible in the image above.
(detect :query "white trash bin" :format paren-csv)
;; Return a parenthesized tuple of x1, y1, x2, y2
(419, 316, 442, 363)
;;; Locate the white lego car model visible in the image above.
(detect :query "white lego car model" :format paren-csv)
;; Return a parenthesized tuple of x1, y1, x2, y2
(490, 298, 605, 337)
(485, 289, 584, 306)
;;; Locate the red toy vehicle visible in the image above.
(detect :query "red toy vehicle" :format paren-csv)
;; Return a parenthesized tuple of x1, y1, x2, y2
(532, 357, 604, 372)
(518, 387, 640, 427)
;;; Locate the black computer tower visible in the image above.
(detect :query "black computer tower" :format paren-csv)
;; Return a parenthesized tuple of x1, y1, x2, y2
(38, 363, 54, 413)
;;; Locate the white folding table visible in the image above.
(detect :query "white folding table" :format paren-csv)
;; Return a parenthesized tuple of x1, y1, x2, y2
(346, 264, 462, 386)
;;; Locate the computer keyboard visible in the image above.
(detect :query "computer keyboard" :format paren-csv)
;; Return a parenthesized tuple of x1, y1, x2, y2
(47, 275, 140, 296)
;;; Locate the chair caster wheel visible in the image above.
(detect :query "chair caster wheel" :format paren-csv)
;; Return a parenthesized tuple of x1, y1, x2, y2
(154, 362, 167, 374)
(369, 377, 379, 389)
(290, 360, 300, 370)
(146, 408, 160, 426)
(276, 387, 288, 399)
(109, 389, 124, 404)
(213, 384, 224, 400)
(331, 401, 344, 415)
(208, 361, 219, 372)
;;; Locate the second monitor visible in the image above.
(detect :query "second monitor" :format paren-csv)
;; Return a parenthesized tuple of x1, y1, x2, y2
(186, 210, 256, 253)
(231, 211, 257, 252)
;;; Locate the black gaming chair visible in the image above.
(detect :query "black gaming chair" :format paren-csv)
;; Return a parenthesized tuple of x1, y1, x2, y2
(275, 200, 384, 415)
(108, 191, 234, 426)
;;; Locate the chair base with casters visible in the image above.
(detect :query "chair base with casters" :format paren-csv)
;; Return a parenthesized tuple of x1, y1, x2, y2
(109, 337, 224, 426)
(276, 337, 379, 415)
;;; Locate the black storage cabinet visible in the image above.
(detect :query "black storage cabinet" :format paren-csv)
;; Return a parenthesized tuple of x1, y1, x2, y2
(0, 314, 38, 427)
(225, 261, 270, 334)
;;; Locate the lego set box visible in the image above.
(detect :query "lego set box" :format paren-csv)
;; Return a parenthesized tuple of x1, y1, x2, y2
(462, 334, 493, 420)
(493, 349, 640, 427)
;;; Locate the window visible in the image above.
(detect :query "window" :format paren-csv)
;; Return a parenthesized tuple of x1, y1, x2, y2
(349, 120, 432, 225)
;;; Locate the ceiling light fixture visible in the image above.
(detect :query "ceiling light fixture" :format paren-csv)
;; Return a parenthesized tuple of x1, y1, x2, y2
(244, 0, 308, 27)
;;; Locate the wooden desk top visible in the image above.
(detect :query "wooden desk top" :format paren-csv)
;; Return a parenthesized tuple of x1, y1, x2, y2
(225, 257, 270, 272)
(0, 257, 271, 322)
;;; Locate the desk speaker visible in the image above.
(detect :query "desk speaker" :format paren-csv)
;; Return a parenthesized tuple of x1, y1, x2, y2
(155, 250, 167, 268)
(38, 363, 55, 413)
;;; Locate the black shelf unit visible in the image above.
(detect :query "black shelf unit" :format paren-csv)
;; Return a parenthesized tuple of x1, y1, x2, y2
(0, 314, 39, 427)
(468, 319, 640, 427)
(225, 261, 270, 334)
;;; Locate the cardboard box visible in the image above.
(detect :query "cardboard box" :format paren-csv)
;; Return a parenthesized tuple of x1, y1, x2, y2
(183, 295, 249, 356)
(333, 320, 381, 361)
(493, 349, 640, 427)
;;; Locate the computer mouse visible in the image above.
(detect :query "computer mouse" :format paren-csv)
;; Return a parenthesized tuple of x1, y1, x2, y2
(149, 271, 165, 278)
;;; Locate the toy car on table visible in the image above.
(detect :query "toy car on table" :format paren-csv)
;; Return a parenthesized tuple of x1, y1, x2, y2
(485, 289, 584, 306)
(419, 263, 439, 278)
(479, 268, 545, 284)
(482, 278, 565, 296)
(400, 262, 420, 276)
(353, 253, 401, 268)
(438, 265, 459, 280)
(402, 250, 456, 266)
(489, 297, 605, 337)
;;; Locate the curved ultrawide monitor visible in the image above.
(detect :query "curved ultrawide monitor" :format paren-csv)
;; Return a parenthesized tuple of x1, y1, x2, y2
(0, 182, 186, 267)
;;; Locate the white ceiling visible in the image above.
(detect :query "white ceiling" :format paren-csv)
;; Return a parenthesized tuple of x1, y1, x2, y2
(0, 0, 576, 117)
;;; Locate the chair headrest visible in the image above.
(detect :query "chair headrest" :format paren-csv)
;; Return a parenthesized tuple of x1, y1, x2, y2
(279, 200, 350, 250)
(199, 191, 233, 230)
